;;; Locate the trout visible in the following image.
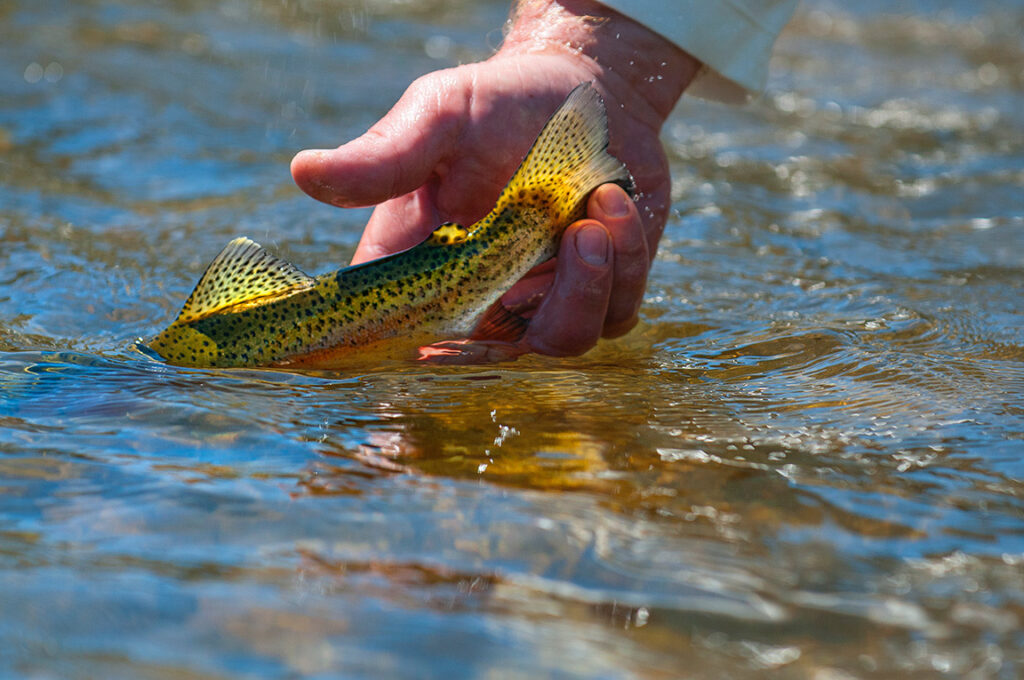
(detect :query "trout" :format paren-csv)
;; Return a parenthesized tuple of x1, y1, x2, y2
(147, 83, 632, 369)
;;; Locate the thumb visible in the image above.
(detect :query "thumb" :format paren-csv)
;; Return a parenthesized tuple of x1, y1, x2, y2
(290, 76, 464, 208)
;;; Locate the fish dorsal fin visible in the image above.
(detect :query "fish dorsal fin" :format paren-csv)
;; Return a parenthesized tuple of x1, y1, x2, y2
(176, 237, 315, 323)
(427, 222, 469, 246)
(496, 82, 634, 224)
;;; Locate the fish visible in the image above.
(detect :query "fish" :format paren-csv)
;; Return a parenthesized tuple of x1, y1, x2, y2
(146, 83, 633, 369)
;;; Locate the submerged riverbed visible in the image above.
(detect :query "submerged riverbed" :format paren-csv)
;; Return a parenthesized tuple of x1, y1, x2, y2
(1, 0, 1023, 677)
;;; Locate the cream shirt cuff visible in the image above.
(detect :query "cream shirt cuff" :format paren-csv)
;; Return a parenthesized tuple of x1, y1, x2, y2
(598, 0, 798, 103)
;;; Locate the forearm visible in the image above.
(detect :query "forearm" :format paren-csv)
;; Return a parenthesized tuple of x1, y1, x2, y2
(500, 0, 701, 129)
(599, 0, 799, 102)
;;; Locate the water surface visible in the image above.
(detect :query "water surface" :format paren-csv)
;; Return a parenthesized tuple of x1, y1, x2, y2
(1, 0, 1023, 677)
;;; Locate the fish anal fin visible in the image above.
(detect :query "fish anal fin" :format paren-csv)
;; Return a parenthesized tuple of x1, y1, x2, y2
(176, 237, 315, 323)
(470, 300, 529, 343)
(427, 222, 469, 246)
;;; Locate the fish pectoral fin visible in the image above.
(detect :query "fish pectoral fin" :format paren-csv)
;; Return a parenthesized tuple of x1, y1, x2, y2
(427, 222, 469, 246)
(175, 237, 315, 323)
(470, 300, 529, 344)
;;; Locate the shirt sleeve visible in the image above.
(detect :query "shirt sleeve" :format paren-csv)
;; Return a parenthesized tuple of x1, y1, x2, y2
(598, 0, 799, 103)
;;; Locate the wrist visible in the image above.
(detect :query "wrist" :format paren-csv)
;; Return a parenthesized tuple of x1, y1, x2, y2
(500, 0, 701, 128)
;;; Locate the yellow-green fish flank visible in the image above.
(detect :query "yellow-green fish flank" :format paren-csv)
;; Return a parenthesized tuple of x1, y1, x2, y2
(147, 83, 632, 368)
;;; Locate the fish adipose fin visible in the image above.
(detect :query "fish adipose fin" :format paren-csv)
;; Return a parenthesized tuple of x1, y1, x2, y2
(498, 82, 634, 224)
(175, 237, 315, 323)
(428, 222, 469, 246)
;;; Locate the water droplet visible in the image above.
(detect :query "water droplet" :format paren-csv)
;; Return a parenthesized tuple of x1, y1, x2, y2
(977, 62, 998, 86)
(24, 62, 43, 83)
(181, 33, 206, 55)
(44, 62, 63, 83)
(424, 35, 453, 60)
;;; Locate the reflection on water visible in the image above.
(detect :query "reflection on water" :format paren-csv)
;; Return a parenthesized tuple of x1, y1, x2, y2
(1, 0, 1023, 677)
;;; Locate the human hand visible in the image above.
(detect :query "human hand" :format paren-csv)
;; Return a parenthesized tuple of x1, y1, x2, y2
(416, 182, 642, 364)
(291, 0, 700, 357)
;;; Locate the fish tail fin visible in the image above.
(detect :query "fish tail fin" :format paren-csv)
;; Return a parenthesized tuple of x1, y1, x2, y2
(497, 83, 633, 225)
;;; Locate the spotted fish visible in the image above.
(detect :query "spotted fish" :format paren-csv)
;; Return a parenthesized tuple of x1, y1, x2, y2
(146, 83, 632, 368)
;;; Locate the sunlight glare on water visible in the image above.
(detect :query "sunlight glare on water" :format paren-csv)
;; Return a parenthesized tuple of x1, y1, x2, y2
(1, 0, 1022, 677)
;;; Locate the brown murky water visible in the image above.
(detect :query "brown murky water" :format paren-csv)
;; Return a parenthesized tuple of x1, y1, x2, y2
(1, 0, 1022, 677)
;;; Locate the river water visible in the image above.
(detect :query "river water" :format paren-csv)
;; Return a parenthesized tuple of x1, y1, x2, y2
(1, 0, 1022, 678)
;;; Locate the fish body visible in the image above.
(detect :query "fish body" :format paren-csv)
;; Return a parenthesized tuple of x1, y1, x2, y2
(147, 84, 632, 369)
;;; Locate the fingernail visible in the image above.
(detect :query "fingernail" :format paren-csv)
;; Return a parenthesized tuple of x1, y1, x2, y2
(597, 185, 630, 217)
(576, 224, 609, 265)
